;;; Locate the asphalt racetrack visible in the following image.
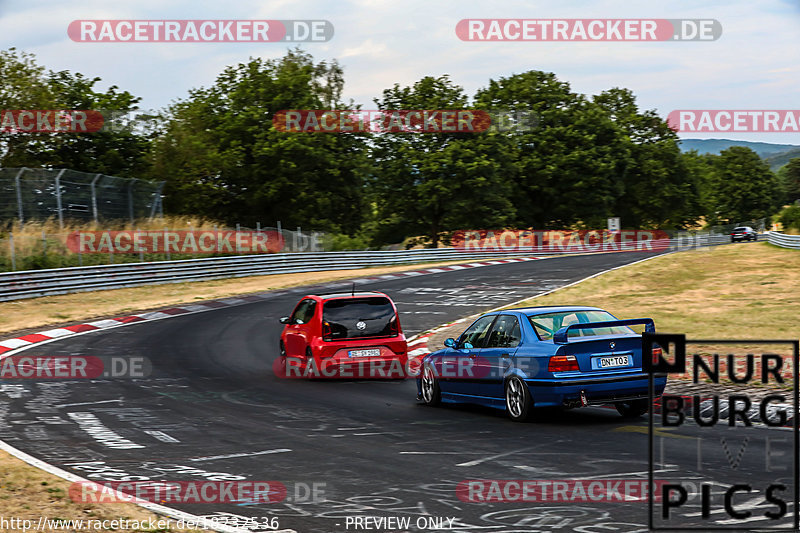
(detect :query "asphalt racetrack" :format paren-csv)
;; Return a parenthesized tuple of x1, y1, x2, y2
(0, 251, 791, 533)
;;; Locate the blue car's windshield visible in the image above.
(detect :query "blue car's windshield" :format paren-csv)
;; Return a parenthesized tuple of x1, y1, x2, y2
(527, 310, 635, 341)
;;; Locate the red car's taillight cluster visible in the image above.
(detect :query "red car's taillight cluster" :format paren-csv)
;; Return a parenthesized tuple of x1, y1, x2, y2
(322, 321, 333, 341)
(548, 355, 579, 372)
(388, 315, 400, 337)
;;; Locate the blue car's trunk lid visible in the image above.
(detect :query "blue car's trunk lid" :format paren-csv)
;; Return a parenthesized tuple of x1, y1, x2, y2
(555, 334, 643, 372)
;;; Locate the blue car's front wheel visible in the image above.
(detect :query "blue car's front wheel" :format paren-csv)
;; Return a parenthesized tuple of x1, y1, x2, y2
(505, 376, 533, 422)
(421, 364, 441, 406)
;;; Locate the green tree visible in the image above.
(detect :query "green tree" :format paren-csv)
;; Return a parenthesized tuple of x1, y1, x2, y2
(150, 49, 368, 232)
(474, 71, 629, 229)
(778, 205, 800, 232)
(777, 158, 800, 204)
(370, 76, 516, 247)
(0, 48, 151, 177)
(594, 88, 704, 229)
(706, 146, 782, 224)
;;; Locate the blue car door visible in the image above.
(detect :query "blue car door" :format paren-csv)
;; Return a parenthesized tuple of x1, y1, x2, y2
(440, 315, 496, 397)
(474, 315, 523, 399)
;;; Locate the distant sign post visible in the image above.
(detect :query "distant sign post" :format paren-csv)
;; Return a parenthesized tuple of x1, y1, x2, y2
(607, 217, 621, 232)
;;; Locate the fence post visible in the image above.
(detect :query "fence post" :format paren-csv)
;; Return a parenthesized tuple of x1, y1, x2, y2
(236, 223, 241, 254)
(54, 169, 66, 229)
(137, 228, 144, 262)
(164, 226, 170, 261)
(90, 174, 101, 222)
(42, 230, 47, 256)
(14, 167, 26, 224)
(127, 178, 138, 224)
(148, 181, 165, 220)
(9, 232, 16, 271)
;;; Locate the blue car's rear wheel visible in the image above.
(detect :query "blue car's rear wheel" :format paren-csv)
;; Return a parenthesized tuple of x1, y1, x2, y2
(615, 399, 649, 417)
(421, 364, 441, 406)
(505, 376, 533, 422)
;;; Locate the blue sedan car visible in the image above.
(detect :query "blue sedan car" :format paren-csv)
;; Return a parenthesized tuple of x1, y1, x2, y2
(416, 306, 667, 421)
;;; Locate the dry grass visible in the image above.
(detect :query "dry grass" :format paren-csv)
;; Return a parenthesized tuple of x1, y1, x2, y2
(0, 216, 230, 271)
(514, 242, 800, 340)
(0, 451, 201, 532)
(1, 215, 218, 255)
(0, 259, 477, 336)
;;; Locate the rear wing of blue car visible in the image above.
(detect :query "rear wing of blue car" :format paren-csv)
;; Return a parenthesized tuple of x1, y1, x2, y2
(552, 318, 655, 344)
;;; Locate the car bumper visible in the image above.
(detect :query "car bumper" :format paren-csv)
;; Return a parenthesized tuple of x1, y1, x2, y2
(526, 373, 668, 408)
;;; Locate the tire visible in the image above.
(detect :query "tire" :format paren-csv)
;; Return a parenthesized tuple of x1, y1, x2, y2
(305, 346, 321, 379)
(420, 364, 441, 406)
(752, 235, 757, 241)
(505, 376, 534, 422)
(731, 237, 735, 243)
(615, 399, 649, 418)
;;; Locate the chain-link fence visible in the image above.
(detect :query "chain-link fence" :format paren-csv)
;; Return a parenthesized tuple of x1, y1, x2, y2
(0, 168, 164, 226)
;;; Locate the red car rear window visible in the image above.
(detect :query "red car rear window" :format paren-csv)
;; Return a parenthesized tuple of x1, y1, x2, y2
(322, 297, 397, 339)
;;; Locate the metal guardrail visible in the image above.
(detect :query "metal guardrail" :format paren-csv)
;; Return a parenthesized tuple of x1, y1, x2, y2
(767, 231, 800, 249)
(0, 235, 731, 301)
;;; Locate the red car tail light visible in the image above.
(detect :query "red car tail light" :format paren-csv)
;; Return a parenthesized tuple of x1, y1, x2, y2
(387, 315, 399, 337)
(322, 321, 333, 341)
(548, 355, 579, 372)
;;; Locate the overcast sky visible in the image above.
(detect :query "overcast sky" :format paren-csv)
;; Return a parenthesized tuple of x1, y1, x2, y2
(2, 0, 799, 144)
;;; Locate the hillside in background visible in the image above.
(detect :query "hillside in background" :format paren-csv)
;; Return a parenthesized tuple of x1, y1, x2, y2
(679, 138, 799, 157)
(765, 147, 800, 169)
(679, 138, 800, 170)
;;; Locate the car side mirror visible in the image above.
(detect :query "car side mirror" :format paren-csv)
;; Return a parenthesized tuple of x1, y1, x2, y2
(444, 338, 456, 348)
(279, 317, 291, 324)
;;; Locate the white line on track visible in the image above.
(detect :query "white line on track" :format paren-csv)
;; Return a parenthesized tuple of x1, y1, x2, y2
(56, 399, 123, 408)
(456, 447, 532, 467)
(188, 449, 292, 462)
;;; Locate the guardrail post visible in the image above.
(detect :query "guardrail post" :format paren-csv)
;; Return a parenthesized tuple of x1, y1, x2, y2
(14, 167, 26, 224)
(54, 169, 65, 229)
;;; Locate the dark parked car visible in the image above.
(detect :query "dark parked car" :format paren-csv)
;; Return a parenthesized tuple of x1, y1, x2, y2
(730, 226, 757, 242)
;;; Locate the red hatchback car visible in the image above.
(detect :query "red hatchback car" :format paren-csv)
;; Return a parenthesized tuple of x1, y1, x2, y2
(277, 291, 408, 378)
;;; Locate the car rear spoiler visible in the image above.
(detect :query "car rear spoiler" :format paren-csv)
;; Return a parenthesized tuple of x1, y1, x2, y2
(552, 318, 655, 345)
